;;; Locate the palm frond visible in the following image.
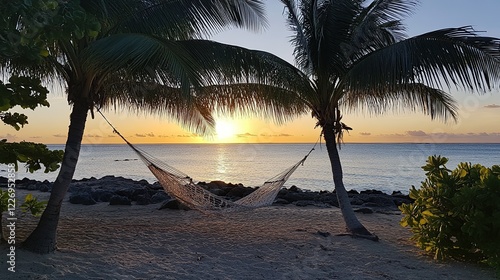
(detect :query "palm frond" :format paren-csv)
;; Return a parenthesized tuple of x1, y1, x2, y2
(342, 83, 458, 122)
(308, 0, 361, 76)
(83, 0, 267, 39)
(346, 0, 419, 61)
(195, 83, 310, 125)
(175, 40, 314, 96)
(97, 79, 215, 135)
(82, 34, 204, 94)
(344, 26, 500, 93)
(281, 0, 313, 73)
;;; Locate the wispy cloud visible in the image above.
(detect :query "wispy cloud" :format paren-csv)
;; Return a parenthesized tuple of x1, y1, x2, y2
(176, 134, 199, 138)
(407, 130, 428, 137)
(85, 134, 102, 138)
(0, 134, 17, 141)
(53, 134, 66, 138)
(359, 132, 371, 136)
(146, 133, 155, 137)
(260, 133, 293, 137)
(135, 133, 146, 138)
(237, 132, 257, 138)
(484, 104, 500, 108)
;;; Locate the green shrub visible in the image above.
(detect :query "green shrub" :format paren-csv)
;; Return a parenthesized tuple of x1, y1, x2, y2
(400, 156, 500, 271)
(0, 189, 47, 242)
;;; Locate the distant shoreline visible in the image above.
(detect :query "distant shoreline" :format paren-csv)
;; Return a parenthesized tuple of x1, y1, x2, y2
(39, 142, 500, 145)
(0, 175, 413, 213)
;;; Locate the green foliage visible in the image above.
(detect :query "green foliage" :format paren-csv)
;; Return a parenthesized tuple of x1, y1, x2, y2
(0, 190, 47, 217)
(20, 193, 47, 217)
(0, 140, 64, 172)
(400, 156, 500, 272)
(0, 0, 100, 63)
(0, 76, 49, 130)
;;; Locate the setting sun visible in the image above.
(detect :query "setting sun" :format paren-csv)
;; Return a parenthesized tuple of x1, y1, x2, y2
(215, 120, 237, 141)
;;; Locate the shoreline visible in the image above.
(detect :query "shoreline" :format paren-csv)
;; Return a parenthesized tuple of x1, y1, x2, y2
(0, 175, 413, 212)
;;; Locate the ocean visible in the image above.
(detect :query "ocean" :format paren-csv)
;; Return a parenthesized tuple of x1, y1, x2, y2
(5, 143, 500, 194)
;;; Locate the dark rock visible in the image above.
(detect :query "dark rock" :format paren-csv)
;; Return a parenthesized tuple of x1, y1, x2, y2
(347, 189, 359, 195)
(138, 179, 150, 186)
(69, 193, 96, 205)
(279, 191, 317, 203)
(354, 207, 374, 214)
(115, 188, 135, 199)
(131, 188, 148, 201)
(226, 185, 253, 199)
(288, 185, 301, 192)
(207, 180, 228, 189)
(135, 194, 151, 205)
(151, 192, 170, 204)
(38, 184, 51, 192)
(350, 197, 364, 205)
(294, 200, 331, 208)
(150, 182, 163, 190)
(273, 198, 290, 205)
(392, 191, 404, 196)
(360, 189, 384, 195)
(109, 195, 131, 205)
(91, 189, 114, 202)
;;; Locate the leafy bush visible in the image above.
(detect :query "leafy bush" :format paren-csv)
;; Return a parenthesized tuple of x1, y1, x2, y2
(0, 189, 47, 241)
(400, 156, 500, 271)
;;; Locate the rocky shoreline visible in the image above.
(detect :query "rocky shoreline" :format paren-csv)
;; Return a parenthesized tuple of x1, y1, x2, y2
(0, 176, 413, 213)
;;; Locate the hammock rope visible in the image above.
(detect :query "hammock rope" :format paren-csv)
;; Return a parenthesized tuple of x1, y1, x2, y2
(97, 108, 319, 212)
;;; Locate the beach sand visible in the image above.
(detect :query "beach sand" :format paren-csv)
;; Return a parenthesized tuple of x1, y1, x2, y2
(1, 189, 496, 279)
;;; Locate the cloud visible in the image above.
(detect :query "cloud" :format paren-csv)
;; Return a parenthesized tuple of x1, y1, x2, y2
(260, 133, 293, 137)
(359, 132, 371, 136)
(176, 134, 199, 138)
(236, 133, 257, 138)
(0, 134, 17, 141)
(406, 130, 428, 137)
(107, 135, 117, 138)
(158, 134, 169, 138)
(29, 136, 42, 139)
(85, 134, 102, 138)
(135, 133, 146, 138)
(484, 104, 500, 108)
(53, 134, 66, 138)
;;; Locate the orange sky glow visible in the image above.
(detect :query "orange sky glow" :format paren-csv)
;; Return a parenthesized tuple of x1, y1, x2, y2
(1, 1, 500, 145)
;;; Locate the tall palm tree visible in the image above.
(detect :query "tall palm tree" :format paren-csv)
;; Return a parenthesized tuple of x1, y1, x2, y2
(203, 0, 499, 240)
(282, 0, 500, 239)
(3, 0, 307, 254)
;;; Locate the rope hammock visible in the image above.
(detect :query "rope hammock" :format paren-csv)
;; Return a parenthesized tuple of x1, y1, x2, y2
(97, 109, 317, 212)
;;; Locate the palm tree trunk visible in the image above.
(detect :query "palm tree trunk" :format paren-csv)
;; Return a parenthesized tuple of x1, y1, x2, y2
(323, 124, 378, 241)
(22, 99, 89, 253)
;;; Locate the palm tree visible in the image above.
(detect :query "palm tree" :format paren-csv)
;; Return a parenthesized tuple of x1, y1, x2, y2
(2, 0, 307, 254)
(203, 0, 499, 240)
(282, 0, 500, 239)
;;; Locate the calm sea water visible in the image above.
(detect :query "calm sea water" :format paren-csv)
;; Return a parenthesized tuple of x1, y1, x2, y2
(5, 143, 500, 194)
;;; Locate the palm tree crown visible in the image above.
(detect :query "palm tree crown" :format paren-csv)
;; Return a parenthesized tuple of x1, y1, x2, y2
(2, 0, 309, 253)
(266, 0, 500, 238)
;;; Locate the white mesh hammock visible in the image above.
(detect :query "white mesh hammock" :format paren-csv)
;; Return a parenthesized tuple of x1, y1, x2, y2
(99, 111, 315, 212)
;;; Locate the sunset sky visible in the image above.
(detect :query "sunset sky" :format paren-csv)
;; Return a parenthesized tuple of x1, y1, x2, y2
(2, 0, 500, 144)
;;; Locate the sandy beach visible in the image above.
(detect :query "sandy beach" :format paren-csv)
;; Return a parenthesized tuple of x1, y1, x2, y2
(1, 189, 496, 280)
